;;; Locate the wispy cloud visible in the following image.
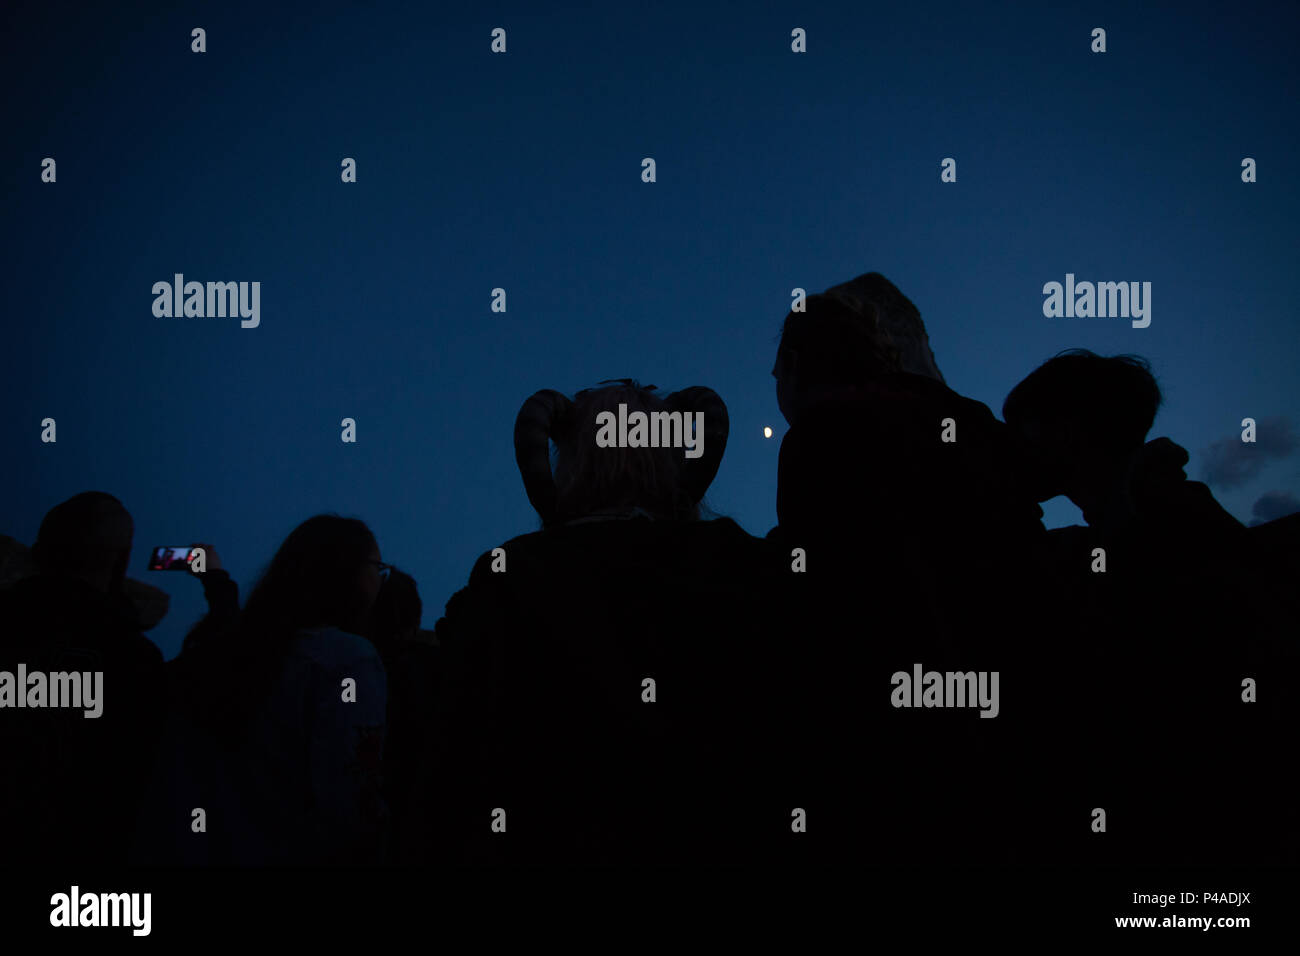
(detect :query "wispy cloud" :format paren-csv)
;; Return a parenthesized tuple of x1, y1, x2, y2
(1200, 415, 1297, 489)
(1249, 490, 1300, 527)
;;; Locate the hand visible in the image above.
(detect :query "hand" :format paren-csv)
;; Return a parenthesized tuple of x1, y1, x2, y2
(1126, 438, 1189, 512)
(188, 542, 223, 573)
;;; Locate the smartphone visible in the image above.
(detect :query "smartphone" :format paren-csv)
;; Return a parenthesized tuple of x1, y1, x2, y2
(148, 546, 197, 571)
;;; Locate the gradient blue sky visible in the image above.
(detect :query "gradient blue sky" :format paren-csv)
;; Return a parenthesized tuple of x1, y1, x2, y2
(4, 0, 1297, 659)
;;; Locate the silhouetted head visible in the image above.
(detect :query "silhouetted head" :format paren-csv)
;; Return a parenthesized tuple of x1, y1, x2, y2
(32, 491, 134, 593)
(773, 293, 903, 425)
(178, 514, 383, 743)
(823, 272, 945, 382)
(0, 534, 37, 590)
(240, 514, 383, 640)
(1003, 349, 1162, 507)
(368, 567, 422, 647)
(514, 379, 729, 526)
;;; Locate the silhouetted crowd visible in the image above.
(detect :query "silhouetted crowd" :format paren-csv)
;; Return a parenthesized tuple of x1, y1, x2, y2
(2, 274, 1295, 866)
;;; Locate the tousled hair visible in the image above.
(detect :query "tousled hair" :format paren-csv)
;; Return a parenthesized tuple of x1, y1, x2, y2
(1003, 349, 1162, 452)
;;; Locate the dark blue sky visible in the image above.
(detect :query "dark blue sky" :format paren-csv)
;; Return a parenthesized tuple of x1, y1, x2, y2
(4, 1, 1297, 659)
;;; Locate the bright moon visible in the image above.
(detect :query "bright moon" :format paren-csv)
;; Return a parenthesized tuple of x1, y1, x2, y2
(763, 426, 773, 438)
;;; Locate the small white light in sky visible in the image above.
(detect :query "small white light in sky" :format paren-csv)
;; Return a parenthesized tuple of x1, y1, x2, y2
(763, 426, 773, 438)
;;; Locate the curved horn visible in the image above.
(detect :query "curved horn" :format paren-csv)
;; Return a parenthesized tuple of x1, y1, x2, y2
(667, 386, 729, 506)
(514, 389, 572, 527)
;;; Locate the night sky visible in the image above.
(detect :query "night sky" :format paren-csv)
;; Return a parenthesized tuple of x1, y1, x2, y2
(4, 0, 1297, 659)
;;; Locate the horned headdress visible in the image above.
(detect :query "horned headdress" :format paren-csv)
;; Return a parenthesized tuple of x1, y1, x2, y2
(514, 379, 729, 527)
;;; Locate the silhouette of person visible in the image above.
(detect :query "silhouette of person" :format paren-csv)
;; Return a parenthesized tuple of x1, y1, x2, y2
(770, 284, 1063, 862)
(364, 566, 441, 863)
(1003, 349, 1285, 863)
(429, 380, 792, 864)
(133, 515, 389, 865)
(0, 491, 164, 866)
